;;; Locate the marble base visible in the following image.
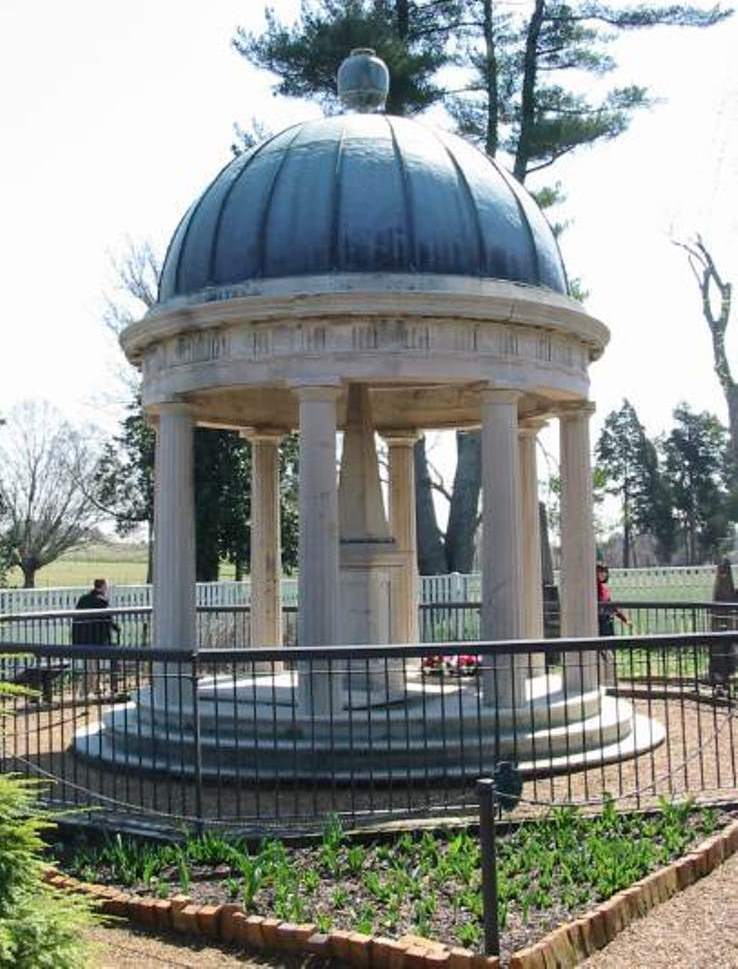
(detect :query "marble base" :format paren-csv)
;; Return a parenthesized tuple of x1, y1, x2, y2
(74, 671, 664, 782)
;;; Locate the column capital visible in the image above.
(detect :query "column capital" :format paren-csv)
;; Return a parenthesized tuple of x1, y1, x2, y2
(290, 382, 342, 403)
(150, 400, 195, 419)
(240, 426, 287, 444)
(480, 386, 523, 406)
(382, 429, 422, 448)
(518, 416, 548, 436)
(557, 400, 596, 420)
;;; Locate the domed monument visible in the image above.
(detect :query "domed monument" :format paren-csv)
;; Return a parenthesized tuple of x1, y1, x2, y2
(79, 50, 663, 779)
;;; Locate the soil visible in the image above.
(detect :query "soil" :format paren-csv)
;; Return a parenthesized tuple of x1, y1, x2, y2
(84, 846, 738, 968)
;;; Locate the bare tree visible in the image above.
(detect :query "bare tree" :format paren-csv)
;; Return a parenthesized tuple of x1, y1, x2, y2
(0, 402, 104, 587)
(103, 238, 159, 332)
(101, 238, 160, 397)
(675, 235, 738, 466)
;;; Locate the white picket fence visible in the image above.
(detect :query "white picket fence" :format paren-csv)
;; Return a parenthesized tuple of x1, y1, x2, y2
(0, 565, 718, 615)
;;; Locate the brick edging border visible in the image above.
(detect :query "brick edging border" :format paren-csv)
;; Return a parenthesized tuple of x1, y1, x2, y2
(510, 817, 738, 968)
(43, 818, 738, 969)
(42, 871, 499, 969)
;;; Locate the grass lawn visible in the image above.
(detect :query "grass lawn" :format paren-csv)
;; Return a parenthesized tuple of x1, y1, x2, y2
(59, 799, 725, 959)
(5, 543, 238, 588)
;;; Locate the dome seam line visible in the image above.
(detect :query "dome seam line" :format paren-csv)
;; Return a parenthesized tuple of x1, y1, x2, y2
(173, 152, 245, 297)
(207, 126, 302, 286)
(385, 115, 416, 272)
(254, 126, 306, 279)
(329, 118, 348, 272)
(437, 132, 488, 277)
(492, 159, 543, 287)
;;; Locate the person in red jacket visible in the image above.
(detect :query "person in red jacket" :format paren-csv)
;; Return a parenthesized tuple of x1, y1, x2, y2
(596, 562, 630, 635)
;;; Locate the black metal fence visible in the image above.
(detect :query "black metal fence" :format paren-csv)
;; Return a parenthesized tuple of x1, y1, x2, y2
(417, 599, 738, 642)
(0, 630, 737, 836)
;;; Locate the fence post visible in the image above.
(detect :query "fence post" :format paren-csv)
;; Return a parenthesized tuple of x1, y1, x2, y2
(476, 777, 500, 957)
(191, 655, 204, 836)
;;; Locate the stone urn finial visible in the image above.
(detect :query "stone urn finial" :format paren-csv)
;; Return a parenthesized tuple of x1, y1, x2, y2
(337, 48, 389, 113)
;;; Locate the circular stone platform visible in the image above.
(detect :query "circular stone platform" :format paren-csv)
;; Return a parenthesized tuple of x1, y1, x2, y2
(75, 672, 665, 782)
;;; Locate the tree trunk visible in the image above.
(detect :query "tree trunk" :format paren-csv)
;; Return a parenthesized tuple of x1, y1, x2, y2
(514, 0, 545, 181)
(414, 437, 447, 574)
(539, 501, 554, 584)
(727, 383, 738, 468)
(21, 563, 36, 588)
(196, 537, 220, 582)
(146, 520, 154, 585)
(396, 0, 410, 39)
(444, 431, 482, 572)
(622, 492, 631, 569)
(482, 0, 499, 157)
(540, 501, 560, 638)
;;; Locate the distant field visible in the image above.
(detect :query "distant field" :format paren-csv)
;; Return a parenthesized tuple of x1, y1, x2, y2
(6, 543, 148, 588)
(8, 542, 243, 589)
(5, 544, 240, 589)
(4, 542, 716, 601)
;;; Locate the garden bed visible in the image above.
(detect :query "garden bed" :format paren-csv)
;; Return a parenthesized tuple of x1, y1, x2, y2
(56, 799, 732, 963)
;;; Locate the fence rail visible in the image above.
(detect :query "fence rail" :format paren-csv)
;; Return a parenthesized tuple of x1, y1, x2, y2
(0, 564, 722, 615)
(1, 600, 736, 652)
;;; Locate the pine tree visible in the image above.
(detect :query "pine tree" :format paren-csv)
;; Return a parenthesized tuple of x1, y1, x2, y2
(595, 399, 673, 567)
(661, 403, 733, 563)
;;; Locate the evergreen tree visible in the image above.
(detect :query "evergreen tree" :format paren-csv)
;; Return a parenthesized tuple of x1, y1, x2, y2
(661, 403, 733, 563)
(95, 392, 156, 578)
(234, 0, 462, 117)
(595, 399, 673, 567)
(0, 684, 97, 966)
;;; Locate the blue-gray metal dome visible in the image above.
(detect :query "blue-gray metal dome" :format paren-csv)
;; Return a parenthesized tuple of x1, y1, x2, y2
(159, 112, 567, 303)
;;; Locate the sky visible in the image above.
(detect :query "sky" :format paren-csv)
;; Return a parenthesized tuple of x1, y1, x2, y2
(1, 0, 737, 504)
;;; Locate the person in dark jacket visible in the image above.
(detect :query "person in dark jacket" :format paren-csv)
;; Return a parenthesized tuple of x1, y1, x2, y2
(72, 579, 119, 697)
(72, 579, 117, 645)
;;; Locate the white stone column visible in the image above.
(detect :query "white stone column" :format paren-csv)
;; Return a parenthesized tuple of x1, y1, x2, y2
(295, 385, 342, 714)
(242, 429, 284, 651)
(519, 419, 546, 675)
(152, 402, 196, 707)
(558, 402, 598, 694)
(480, 388, 525, 707)
(384, 431, 420, 644)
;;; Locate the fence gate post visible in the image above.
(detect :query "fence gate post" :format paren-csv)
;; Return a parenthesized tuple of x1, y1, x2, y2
(476, 777, 500, 957)
(191, 655, 204, 836)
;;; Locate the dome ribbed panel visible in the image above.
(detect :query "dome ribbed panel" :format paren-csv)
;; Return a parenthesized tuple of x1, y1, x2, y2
(437, 131, 538, 284)
(388, 117, 481, 275)
(174, 147, 259, 297)
(261, 117, 345, 277)
(158, 201, 197, 299)
(496, 165, 567, 292)
(337, 114, 408, 272)
(157, 114, 567, 303)
(210, 126, 303, 288)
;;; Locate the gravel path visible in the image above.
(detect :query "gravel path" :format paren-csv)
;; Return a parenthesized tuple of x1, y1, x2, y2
(87, 924, 294, 968)
(582, 849, 738, 968)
